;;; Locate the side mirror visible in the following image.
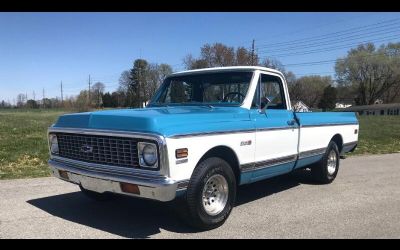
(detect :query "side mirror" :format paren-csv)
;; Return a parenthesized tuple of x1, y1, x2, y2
(258, 97, 271, 114)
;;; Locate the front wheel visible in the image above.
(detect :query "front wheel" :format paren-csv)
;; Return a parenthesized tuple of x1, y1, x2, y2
(184, 157, 237, 230)
(311, 141, 340, 184)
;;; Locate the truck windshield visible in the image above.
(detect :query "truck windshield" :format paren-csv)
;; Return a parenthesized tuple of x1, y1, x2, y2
(149, 71, 253, 107)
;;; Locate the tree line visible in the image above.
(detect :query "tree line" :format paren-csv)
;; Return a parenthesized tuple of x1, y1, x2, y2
(3, 41, 400, 111)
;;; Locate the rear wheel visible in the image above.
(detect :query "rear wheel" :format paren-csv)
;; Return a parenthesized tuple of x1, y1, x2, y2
(311, 141, 340, 184)
(183, 157, 237, 230)
(79, 185, 114, 201)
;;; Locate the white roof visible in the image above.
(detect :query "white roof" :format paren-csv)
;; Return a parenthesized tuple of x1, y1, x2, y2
(171, 66, 283, 76)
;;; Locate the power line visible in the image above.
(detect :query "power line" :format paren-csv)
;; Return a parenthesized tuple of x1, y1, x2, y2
(255, 17, 400, 49)
(251, 39, 255, 65)
(88, 74, 91, 104)
(232, 13, 374, 48)
(258, 33, 400, 58)
(282, 53, 388, 68)
(60, 81, 63, 104)
(257, 25, 400, 53)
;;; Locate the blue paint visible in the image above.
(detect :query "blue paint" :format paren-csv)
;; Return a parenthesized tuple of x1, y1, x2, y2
(175, 189, 187, 197)
(240, 161, 295, 184)
(295, 112, 358, 127)
(239, 172, 253, 185)
(294, 154, 323, 169)
(54, 106, 254, 137)
(54, 106, 358, 139)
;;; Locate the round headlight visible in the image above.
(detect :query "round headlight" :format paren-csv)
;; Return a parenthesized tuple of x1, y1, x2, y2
(49, 134, 59, 154)
(142, 144, 157, 166)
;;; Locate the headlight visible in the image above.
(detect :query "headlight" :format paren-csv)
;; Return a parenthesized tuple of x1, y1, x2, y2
(49, 134, 59, 154)
(138, 142, 158, 168)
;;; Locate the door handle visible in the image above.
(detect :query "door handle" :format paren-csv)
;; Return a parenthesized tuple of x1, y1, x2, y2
(287, 119, 296, 126)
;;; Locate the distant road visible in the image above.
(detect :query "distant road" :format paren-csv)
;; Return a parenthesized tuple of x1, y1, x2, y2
(1, 154, 399, 239)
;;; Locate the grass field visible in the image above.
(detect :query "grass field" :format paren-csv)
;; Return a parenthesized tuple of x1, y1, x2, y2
(0, 109, 67, 179)
(353, 115, 400, 155)
(0, 109, 399, 179)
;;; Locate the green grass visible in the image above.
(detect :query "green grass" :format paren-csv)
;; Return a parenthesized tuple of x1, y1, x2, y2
(0, 109, 399, 179)
(0, 109, 67, 179)
(352, 116, 400, 155)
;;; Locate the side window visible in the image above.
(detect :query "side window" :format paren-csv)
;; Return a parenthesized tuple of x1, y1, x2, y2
(252, 74, 286, 109)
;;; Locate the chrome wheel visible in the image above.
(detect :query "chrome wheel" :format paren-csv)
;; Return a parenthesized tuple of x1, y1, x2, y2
(201, 174, 229, 216)
(327, 150, 337, 175)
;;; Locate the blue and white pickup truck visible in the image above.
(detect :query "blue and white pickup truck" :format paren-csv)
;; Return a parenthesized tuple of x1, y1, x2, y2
(48, 66, 359, 229)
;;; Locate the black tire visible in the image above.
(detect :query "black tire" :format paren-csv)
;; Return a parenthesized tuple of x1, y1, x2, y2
(183, 157, 236, 230)
(311, 141, 340, 184)
(79, 185, 114, 201)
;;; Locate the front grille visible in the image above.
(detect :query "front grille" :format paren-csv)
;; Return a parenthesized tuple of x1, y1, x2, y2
(55, 133, 141, 168)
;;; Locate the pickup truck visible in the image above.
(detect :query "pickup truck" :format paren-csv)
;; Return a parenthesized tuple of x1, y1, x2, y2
(48, 66, 359, 229)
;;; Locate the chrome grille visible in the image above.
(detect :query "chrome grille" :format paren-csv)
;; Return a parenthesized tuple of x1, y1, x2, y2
(55, 133, 140, 168)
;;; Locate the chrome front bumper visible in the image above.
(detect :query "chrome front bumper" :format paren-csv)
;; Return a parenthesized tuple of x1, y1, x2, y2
(49, 159, 182, 202)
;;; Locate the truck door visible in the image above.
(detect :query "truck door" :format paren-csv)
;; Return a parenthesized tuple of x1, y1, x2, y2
(249, 72, 299, 182)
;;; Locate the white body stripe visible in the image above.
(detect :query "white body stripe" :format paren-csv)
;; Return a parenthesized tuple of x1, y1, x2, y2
(166, 123, 359, 182)
(166, 132, 256, 181)
(298, 124, 359, 154)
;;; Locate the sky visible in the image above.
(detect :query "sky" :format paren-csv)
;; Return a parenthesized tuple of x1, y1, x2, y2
(1, 12, 400, 103)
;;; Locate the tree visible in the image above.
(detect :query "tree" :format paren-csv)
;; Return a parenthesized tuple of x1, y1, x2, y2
(75, 90, 90, 111)
(26, 99, 38, 109)
(91, 82, 105, 108)
(102, 92, 114, 108)
(290, 76, 332, 108)
(261, 57, 296, 86)
(16, 93, 26, 107)
(183, 43, 256, 69)
(147, 63, 173, 100)
(42, 98, 52, 108)
(318, 85, 337, 111)
(335, 42, 400, 105)
(129, 59, 149, 108)
(236, 46, 257, 66)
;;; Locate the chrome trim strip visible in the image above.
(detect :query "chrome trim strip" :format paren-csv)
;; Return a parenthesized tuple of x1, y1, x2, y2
(49, 159, 174, 186)
(240, 154, 297, 172)
(169, 129, 255, 139)
(342, 141, 358, 153)
(343, 141, 358, 147)
(169, 123, 357, 138)
(256, 126, 297, 132)
(48, 127, 170, 177)
(301, 122, 358, 128)
(49, 161, 178, 202)
(51, 157, 166, 181)
(298, 147, 326, 159)
(169, 126, 296, 139)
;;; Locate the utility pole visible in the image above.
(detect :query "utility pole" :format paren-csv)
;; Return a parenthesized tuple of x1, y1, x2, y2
(42, 88, 45, 108)
(251, 39, 255, 66)
(88, 74, 91, 106)
(60, 81, 63, 104)
(33, 91, 36, 101)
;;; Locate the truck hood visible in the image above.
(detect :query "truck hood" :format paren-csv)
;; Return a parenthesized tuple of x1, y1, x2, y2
(52, 106, 253, 137)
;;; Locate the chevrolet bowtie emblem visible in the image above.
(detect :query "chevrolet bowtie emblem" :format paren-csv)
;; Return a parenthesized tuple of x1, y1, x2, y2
(80, 144, 93, 153)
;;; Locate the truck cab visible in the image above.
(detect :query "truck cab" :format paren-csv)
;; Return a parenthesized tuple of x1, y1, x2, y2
(48, 66, 359, 229)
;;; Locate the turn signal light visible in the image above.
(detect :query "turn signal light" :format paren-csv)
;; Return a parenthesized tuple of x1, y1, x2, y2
(176, 148, 188, 159)
(120, 183, 140, 195)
